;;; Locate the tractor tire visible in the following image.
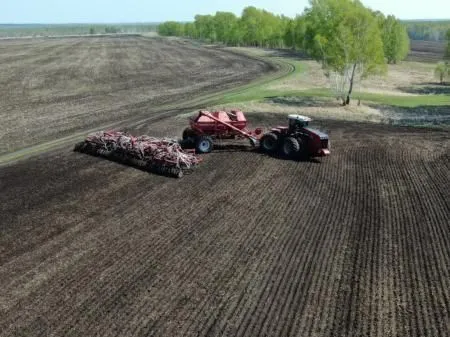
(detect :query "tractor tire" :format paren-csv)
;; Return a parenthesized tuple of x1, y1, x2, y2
(195, 135, 214, 154)
(260, 132, 278, 153)
(282, 137, 300, 157)
(182, 127, 196, 140)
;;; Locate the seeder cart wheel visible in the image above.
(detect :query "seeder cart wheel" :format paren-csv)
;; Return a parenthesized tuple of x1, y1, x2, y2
(195, 135, 214, 154)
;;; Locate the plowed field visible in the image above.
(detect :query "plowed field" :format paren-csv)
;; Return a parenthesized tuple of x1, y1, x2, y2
(0, 36, 273, 154)
(1, 113, 449, 337)
(0, 37, 449, 337)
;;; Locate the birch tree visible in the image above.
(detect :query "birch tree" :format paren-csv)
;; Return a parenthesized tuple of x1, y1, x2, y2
(303, 0, 386, 105)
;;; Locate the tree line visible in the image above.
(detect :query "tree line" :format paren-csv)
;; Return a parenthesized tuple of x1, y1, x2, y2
(404, 21, 450, 41)
(159, 0, 411, 104)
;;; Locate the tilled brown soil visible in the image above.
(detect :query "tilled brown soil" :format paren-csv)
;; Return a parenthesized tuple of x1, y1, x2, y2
(0, 114, 448, 337)
(0, 36, 273, 154)
(408, 40, 446, 62)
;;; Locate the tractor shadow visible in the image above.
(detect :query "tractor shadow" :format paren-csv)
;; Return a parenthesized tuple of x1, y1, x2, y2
(212, 143, 323, 163)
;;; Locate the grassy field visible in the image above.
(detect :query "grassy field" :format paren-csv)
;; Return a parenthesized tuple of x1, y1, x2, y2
(207, 46, 450, 127)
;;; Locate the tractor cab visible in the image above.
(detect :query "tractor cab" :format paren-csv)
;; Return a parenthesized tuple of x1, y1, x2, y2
(288, 114, 311, 132)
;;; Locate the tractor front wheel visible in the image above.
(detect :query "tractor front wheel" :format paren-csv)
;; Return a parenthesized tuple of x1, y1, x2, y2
(195, 135, 214, 153)
(260, 132, 278, 153)
(282, 137, 300, 157)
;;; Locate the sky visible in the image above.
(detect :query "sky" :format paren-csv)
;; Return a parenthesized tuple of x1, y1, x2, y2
(0, 0, 448, 24)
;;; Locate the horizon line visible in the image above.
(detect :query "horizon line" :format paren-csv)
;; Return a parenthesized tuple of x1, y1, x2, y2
(1, 18, 450, 25)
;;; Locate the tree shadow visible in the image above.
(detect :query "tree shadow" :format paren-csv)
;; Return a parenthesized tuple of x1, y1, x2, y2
(367, 104, 450, 126)
(266, 96, 337, 108)
(262, 48, 312, 60)
(397, 84, 450, 95)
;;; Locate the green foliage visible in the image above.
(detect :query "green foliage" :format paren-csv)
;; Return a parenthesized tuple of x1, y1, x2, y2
(194, 15, 216, 41)
(434, 62, 450, 84)
(214, 12, 239, 45)
(284, 16, 306, 49)
(239, 7, 287, 47)
(89, 27, 95, 35)
(158, 6, 289, 48)
(158, 21, 184, 36)
(304, 0, 385, 75)
(183, 22, 197, 39)
(381, 15, 410, 64)
(300, 0, 386, 104)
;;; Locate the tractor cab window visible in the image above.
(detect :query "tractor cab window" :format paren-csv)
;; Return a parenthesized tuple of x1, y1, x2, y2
(289, 118, 308, 129)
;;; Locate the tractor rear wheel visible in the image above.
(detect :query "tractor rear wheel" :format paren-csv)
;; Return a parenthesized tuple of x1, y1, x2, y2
(282, 137, 300, 157)
(260, 132, 278, 153)
(195, 135, 214, 153)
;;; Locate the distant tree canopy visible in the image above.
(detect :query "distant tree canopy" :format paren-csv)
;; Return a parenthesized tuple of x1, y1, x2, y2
(405, 21, 450, 41)
(104, 26, 120, 34)
(158, 7, 289, 48)
(379, 15, 410, 64)
(158, 1, 414, 104)
(158, 2, 409, 65)
(157, 21, 184, 36)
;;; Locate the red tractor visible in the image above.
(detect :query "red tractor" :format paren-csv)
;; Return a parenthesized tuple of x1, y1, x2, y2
(259, 114, 330, 157)
(182, 110, 330, 158)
